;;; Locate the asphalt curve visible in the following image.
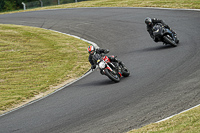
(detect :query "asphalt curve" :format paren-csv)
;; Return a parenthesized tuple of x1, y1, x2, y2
(0, 8, 200, 133)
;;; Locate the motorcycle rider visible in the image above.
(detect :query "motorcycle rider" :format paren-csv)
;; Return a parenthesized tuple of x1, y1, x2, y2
(87, 45, 125, 71)
(145, 17, 179, 43)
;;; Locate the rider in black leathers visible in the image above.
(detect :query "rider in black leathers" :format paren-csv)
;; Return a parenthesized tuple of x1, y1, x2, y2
(145, 17, 179, 43)
(87, 45, 124, 71)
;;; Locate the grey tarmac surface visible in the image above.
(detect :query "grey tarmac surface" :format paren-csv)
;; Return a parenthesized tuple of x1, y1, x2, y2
(0, 8, 200, 133)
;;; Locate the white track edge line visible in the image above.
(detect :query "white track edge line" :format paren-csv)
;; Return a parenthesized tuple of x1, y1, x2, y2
(156, 104, 200, 123)
(39, 7, 200, 12)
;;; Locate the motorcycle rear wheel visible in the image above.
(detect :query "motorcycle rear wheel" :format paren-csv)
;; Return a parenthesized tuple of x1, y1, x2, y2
(163, 36, 177, 47)
(119, 64, 130, 77)
(122, 68, 130, 77)
(105, 69, 120, 83)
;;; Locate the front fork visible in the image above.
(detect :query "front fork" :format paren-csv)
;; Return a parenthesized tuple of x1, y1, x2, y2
(107, 62, 122, 77)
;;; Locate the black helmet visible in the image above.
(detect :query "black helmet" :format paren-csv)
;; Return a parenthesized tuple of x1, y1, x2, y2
(145, 17, 152, 26)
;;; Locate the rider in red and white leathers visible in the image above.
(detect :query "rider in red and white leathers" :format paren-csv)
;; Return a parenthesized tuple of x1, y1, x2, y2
(87, 45, 124, 70)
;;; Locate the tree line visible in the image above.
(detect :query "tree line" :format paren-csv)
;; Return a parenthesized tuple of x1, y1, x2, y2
(0, 0, 37, 12)
(0, 0, 88, 12)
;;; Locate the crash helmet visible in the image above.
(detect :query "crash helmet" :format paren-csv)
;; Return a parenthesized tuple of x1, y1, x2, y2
(145, 17, 152, 26)
(87, 45, 95, 55)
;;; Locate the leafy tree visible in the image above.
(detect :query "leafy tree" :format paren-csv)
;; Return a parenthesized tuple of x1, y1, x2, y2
(0, 0, 36, 12)
(0, 0, 6, 12)
(4, 0, 17, 11)
(0, 0, 88, 12)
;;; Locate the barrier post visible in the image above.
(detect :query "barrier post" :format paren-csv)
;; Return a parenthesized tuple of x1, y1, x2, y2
(39, 0, 43, 7)
(22, 2, 26, 10)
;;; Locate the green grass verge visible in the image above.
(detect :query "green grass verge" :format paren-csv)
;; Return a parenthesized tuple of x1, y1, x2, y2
(0, 24, 90, 114)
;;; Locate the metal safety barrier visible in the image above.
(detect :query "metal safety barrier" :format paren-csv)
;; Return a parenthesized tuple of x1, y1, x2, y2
(22, 0, 87, 10)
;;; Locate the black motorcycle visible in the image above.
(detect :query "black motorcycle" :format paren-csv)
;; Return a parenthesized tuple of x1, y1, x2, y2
(92, 53, 130, 83)
(152, 23, 179, 47)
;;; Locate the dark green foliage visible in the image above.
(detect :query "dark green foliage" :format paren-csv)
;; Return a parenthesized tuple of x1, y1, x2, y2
(0, 0, 88, 12)
(0, 0, 35, 12)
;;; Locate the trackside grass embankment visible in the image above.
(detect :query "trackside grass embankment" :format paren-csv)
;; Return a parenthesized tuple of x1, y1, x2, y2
(0, 0, 199, 14)
(0, 24, 90, 114)
(42, 0, 200, 9)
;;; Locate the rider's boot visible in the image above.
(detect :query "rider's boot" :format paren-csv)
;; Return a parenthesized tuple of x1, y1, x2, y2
(163, 42, 167, 46)
(100, 70, 105, 75)
(112, 57, 124, 68)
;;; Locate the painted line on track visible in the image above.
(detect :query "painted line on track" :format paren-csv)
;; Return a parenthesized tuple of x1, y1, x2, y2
(156, 104, 200, 123)
(38, 7, 200, 12)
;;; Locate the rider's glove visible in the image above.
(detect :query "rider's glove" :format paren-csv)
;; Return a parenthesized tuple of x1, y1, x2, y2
(104, 49, 109, 54)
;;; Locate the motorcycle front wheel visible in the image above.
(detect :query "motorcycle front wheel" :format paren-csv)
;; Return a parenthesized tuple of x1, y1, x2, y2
(104, 69, 120, 83)
(163, 36, 177, 47)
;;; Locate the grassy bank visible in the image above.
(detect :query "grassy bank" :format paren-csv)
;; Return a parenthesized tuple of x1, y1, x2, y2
(0, 0, 199, 15)
(44, 0, 200, 9)
(0, 24, 90, 114)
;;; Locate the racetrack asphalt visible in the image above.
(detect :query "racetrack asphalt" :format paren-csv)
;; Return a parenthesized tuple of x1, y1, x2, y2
(0, 8, 200, 133)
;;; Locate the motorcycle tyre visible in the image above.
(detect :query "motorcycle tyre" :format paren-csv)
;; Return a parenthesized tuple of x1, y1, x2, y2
(163, 36, 177, 47)
(105, 69, 120, 83)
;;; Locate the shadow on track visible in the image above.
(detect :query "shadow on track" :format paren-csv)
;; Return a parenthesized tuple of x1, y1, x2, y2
(139, 45, 176, 52)
(74, 76, 130, 88)
(122, 44, 178, 56)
